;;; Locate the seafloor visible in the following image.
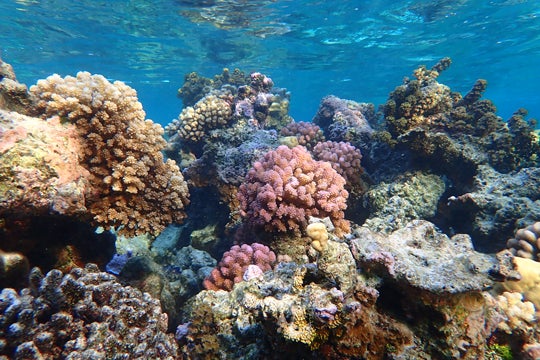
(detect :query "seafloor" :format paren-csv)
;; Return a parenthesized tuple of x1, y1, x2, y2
(1, 56, 540, 359)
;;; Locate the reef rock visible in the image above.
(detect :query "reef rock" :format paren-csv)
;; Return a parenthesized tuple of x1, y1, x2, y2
(350, 220, 504, 293)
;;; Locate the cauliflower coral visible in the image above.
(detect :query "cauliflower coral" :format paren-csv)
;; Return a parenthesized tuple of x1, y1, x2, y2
(29, 72, 190, 236)
(238, 145, 350, 236)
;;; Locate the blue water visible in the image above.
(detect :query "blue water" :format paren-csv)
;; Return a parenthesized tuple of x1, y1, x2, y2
(1, 0, 539, 125)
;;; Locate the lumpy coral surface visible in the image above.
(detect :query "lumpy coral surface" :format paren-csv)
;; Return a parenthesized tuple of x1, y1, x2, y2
(28, 72, 190, 236)
(238, 145, 350, 235)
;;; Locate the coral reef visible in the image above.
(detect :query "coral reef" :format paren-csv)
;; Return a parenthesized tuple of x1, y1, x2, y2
(362, 171, 446, 233)
(382, 58, 539, 177)
(350, 220, 508, 293)
(507, 222, 540, 260)
(28, 72, 190, 236)
(180, 262, 412, 359)
(446, 165, 540, 252)
(0, 59, 31, 113)
(166, 94, 233, 143)
(384, 57, 453, 136)
(349, 221, 516, 358)
(238, 145, 350, 235)
(0, 264, 178, 359)
(0, 110, 91, 218)
(203, 243, 276, 291)
(311, 140, 365, 192)
(279, 121, 325, 150)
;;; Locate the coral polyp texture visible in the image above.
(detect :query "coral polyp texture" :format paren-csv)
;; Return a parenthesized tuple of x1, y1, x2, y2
(279, 121, 325, 150)
(28, 72, 190, 236)
(238, 145, 350, 236)
(384, 57, 453, 136)
(166, 94, 233, 142)
(311, 140, 364, 190)
(203, 243, 277, 291)
(0, 264, 178, 359)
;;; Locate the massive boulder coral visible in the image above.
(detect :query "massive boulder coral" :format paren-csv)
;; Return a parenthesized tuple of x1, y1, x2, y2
(238, 145, 350, 236)
(28, 72, 190, 236)
(0, 264, 178, 359)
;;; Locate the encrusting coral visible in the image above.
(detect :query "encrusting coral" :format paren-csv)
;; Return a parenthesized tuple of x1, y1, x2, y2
(28, 72, 190, 236)
(0, 264, 178, 359)
(238, 145, 350, 236)
(203, 243, 276, 291)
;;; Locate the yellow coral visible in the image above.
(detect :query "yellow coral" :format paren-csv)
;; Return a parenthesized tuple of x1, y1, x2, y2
(496, 291, 536, 333)
(29, 72, 190, 236)
(502, 256, 540, 309)
(306, 222, 328, 252)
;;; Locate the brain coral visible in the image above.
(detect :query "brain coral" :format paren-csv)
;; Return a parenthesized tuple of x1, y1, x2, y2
(29, 72, 189, 236)
(238, 145, 350, 236)
(0, 264, 178, 359)
(203, 243, 276, 291)
(166, 93, 232, 143)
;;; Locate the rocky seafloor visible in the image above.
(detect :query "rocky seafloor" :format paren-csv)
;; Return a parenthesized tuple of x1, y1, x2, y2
(1, 57, 540, 359)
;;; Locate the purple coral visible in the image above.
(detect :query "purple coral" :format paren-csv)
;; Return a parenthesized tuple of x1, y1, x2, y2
(280, 121, 325, 150)
(203, 243, 276, 291)
(238, 145, 350, 235)
(312, 141, 364, 190)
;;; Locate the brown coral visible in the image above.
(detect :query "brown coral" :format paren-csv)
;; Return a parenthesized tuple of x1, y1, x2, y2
(0, 264, 178, 359)
(384, 58, 454, 136)
(29, 72, 189, 236)
(507, 222, 540, 260)
(166, 93, 232, 143)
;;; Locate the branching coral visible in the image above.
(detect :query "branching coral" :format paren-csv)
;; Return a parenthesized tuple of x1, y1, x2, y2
(312, 141, 364, 191)
(29, 72, 189, 236)
(383, 57, 453, 136)
(0, 264, 178, 359)
(279, 121, 325, 150)
(166, 94, 233, 143)
(203, 243, 276, 291)
(238, 145, 350, 236)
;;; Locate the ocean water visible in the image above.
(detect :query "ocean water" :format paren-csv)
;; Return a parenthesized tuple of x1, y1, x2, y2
(1, 0, 539, 125)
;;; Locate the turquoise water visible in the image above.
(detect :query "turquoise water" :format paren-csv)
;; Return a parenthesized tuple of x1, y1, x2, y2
(1, 0, 539, 125)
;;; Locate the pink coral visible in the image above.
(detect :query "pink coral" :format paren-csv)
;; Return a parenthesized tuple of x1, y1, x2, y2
(203, 243, 276, 291)
(312, 141, 364, 190)
(238, 145, 350, 235)
(279, 121, 325, 150)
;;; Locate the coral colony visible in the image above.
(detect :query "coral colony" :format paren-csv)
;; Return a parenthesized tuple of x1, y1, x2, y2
(1, 57, 540, 359)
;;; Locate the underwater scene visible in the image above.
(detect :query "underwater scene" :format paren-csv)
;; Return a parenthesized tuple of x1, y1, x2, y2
(0, 0, 540, 359)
